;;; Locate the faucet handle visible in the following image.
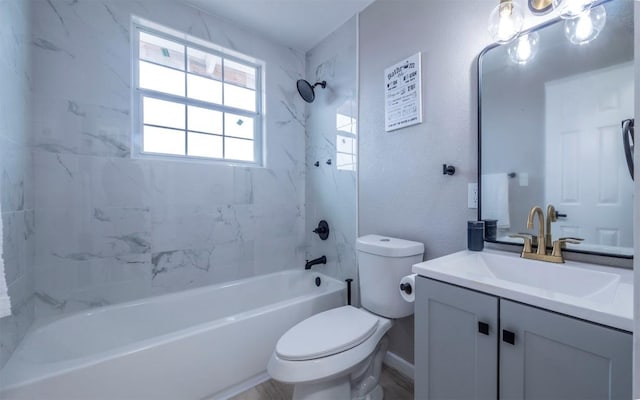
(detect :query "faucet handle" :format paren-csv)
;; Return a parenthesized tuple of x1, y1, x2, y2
(557, 237, 584, 243)
(516, 232, 538, 246)
(510, 232, 539, 247)
(508, 233, 533, 254)
(551, 237, 584, 256)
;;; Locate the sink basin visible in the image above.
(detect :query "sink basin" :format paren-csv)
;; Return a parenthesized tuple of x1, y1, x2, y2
(412, 249, 633, 331)
(440, 251, 620, 299)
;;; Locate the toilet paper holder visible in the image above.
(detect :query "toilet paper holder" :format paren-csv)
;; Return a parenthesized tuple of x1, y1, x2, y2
(399, 282, 412, 295)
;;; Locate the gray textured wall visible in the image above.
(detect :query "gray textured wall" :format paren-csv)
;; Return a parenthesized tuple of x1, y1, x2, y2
(482, 70, 545, 234)
(358, 0, 494, 363)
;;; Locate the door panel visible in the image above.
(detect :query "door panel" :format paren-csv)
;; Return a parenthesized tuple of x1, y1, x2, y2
(545, 63, 634, 248)
(500, 300, 632, 400)
(415, 278, 498, 400)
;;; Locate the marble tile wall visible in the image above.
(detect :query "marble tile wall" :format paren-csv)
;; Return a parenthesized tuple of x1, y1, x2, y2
(30, 0, 306, 317)
(304, 18, 358, 301)
(0, 0, 35, 369)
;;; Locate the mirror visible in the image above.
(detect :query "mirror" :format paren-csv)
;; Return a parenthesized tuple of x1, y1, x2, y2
(478, 0, 634, 258)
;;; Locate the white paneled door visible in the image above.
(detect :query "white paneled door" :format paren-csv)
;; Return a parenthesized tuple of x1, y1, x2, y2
(545, 63, 634, 248)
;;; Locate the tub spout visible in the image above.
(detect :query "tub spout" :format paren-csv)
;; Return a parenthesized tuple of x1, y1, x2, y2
(305, 256, 326, 270)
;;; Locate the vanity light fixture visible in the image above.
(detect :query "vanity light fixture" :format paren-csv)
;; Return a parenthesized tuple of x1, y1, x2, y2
(528, 0, 554, 15)
(564, 5, 606, 45)
(488, 0, 525, 44)
(507, 32, 540, 64)
(552, 0, 594, 19)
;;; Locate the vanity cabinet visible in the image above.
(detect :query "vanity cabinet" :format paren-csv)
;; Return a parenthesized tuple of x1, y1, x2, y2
(414, 277, 498, 399)
(499, 299, 632, 399)
(415, 277, 632, 400)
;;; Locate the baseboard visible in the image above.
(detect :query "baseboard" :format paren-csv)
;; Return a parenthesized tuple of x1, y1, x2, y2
(209, 372, 271, 400)
(383, 351, 414, 381)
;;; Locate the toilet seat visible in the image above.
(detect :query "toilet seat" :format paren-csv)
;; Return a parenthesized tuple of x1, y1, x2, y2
(276, 306, 379, 361)
(267, 307, 393, 384)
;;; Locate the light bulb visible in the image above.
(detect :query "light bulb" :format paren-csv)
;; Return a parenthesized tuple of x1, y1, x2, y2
(507, 32, 540, 64)
(552, 0, 594, 19)
(488, 0, 524, 44)
(574, 15, 593, 40)
(564, 5, 606, 45)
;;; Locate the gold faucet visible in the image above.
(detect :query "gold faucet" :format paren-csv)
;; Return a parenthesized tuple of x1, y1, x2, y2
(527, 206, 546, 256)
(510, 206, 583, 263)
(545, 204, 557, 248)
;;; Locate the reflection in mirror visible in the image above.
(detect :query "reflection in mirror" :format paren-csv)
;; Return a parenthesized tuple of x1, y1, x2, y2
(336, 100, 358, 172)
(479, 0, 634, 257)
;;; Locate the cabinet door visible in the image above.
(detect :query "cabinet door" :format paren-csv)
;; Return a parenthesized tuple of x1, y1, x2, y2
(415, 277, 499, 400)
(500, 300, 632, 400)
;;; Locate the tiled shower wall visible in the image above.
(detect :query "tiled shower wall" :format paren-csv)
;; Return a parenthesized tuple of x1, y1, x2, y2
(305, 17, 358, 298)
(0, 0, 35, 369)
(30, 0, 306, 318)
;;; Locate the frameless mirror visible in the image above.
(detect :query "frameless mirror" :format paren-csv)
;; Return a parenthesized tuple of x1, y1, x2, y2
(478, 0, 634, 257)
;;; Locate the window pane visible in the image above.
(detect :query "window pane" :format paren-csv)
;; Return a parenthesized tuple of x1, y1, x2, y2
(143, 126, 185, 155)
(188, 106, 222, 134)
(187, 48, 222, 80)
(224, 59, 256, 89)
(187, 132, 223, 158)
(336, 135, 355, 154)
(139, 61, 185, 97)
(139, 32, 185, 70)
(224, 113, 254, 139)
(224, 83, 256, 112)
(143, 97, 185, 129)
(225, 137, 254, 162)
(187, 74, 222, 104)
(336, 152, 356, 171)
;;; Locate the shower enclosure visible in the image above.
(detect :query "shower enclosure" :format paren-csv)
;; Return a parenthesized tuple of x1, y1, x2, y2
(0, 0, 358, 398)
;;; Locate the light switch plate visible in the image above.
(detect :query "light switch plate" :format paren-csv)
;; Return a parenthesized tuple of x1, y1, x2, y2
(468, 183, 478, 209)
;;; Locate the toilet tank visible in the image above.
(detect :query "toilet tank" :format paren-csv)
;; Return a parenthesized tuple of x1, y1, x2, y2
(357, 235, 424, 318)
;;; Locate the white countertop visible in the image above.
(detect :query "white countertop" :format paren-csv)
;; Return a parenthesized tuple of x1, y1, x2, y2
(412, 249, 633, 332)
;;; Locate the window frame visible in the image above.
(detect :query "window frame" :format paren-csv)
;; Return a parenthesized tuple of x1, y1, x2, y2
(131, 18, 265, 167)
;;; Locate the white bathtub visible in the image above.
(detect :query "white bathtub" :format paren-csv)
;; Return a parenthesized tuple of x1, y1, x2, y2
(0, 270, 346, 399)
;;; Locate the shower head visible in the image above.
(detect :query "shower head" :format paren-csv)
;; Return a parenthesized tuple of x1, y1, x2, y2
(296, 79, 326, 103)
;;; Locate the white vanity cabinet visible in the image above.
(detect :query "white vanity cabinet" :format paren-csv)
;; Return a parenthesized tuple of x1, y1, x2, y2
(415, 277, 632, 400)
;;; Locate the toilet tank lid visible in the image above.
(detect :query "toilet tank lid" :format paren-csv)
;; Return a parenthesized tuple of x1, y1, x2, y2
(357, 235, 424, 257)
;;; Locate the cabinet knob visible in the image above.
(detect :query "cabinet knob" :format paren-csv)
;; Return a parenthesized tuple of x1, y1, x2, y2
(502, 329, 516, 345)
(478, 321, 490, 335)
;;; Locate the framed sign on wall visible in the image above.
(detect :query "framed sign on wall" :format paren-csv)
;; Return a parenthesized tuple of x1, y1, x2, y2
(384, 52, 422, 132)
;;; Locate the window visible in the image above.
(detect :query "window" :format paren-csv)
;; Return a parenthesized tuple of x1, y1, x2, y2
(132, 20, 263, 165)
(335, 100, 357, 171)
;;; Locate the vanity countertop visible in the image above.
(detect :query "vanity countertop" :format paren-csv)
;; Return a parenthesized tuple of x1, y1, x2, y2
(412, 249, 633, 332)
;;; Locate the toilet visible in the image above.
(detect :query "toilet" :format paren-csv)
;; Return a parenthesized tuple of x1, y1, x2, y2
(267, 235, 424, 400)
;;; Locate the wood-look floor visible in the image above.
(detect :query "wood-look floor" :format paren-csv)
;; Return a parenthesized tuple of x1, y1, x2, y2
(230, 366, 413, 400)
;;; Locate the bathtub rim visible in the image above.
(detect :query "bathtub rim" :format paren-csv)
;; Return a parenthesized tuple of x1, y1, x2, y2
(0, 270, 346, 391)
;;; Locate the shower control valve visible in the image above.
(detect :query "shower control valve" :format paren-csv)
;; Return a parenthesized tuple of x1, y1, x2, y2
(313, 220, 330, 240)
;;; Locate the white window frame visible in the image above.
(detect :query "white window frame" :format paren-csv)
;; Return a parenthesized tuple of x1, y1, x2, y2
(131, 17, 265, 166)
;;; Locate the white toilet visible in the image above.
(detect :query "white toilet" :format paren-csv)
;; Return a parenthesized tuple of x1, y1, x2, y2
(267, 235, 424, 400)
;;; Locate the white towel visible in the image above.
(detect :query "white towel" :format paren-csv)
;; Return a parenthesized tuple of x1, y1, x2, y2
(481, 173, 510, 229)
(0, 185, 11, 318)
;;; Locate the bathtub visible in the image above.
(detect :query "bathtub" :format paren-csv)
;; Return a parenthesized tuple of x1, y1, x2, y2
(0, 270, 346, 399)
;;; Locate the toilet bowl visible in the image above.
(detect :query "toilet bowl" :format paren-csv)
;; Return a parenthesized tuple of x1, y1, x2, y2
(268, 306, 392, 399)
(268, 235, 424, 400)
